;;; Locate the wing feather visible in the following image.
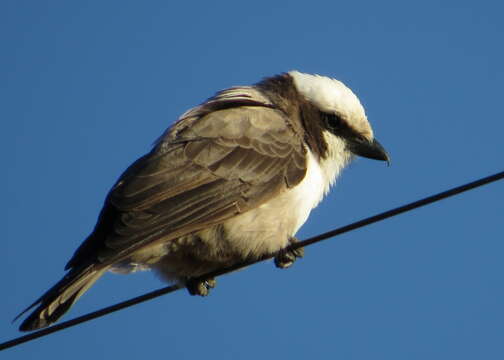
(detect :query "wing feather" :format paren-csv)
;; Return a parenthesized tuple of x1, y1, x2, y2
(66, 99, 307, 270)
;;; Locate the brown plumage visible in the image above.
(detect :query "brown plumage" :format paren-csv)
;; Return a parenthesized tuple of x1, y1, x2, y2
(16, 71, 389, 331)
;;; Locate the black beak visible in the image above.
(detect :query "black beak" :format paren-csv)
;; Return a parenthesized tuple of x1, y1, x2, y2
(347, 137, 390, 165)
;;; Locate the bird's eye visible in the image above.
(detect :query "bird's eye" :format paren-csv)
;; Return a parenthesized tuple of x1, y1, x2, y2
(322, 112, 344, 131)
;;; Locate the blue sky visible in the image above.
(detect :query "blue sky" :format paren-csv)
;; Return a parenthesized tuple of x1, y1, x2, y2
(2, 1, 503, 359)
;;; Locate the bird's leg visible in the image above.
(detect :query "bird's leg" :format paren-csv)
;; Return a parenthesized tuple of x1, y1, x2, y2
(186, 277, 217, 296)
(274, 236, 304, 269)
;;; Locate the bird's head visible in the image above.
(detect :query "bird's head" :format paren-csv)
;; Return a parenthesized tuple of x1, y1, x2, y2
(289, 71, 390, 164)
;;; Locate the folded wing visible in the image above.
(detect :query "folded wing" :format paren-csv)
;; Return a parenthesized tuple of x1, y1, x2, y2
(67, 99, 307, 270)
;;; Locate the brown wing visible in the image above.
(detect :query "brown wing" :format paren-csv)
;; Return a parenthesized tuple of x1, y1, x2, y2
(65, 105, 307, 270)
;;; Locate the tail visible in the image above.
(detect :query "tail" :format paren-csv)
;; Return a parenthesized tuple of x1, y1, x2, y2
(15, 266, 106, 331)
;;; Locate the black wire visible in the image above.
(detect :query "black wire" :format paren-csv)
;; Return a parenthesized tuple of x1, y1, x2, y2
(1, 170, 503, 352)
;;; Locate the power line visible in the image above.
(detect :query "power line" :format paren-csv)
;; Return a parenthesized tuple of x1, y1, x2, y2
(1, 169, 503, 352)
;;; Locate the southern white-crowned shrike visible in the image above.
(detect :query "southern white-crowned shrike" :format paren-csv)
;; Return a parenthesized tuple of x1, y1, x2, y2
(16, 71, 389, 331)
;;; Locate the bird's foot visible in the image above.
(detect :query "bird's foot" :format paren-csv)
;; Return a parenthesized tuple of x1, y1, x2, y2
(186, 277, 217, 296)
(274, 237, 304, 269)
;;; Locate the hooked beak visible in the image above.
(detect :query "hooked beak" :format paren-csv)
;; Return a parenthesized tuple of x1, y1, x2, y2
(347, 137, 390, 165)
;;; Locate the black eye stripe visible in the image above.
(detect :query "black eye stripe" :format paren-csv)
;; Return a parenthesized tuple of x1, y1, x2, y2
(320, 111, 345, 130)
(320, 111, 366, 142)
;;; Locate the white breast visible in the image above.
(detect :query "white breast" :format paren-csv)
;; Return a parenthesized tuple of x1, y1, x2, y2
(220, 145, 344, 258)
(285, 150, 328, 232)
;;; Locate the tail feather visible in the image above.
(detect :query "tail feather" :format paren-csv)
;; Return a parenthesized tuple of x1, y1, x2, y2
(15, 266, 106, 331)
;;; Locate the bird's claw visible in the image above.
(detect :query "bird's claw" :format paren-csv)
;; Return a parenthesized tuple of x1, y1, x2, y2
(274, 237, 304, 269)
(186, 277, 217, 296)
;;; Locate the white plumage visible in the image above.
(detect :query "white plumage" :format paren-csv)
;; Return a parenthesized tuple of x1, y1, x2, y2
(16, 71, 389, 331)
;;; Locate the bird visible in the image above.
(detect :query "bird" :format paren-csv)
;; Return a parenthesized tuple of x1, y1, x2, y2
(15, 70, 389, 331)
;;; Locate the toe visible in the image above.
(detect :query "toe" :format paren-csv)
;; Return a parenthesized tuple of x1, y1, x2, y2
(186, 278, 210, 296)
